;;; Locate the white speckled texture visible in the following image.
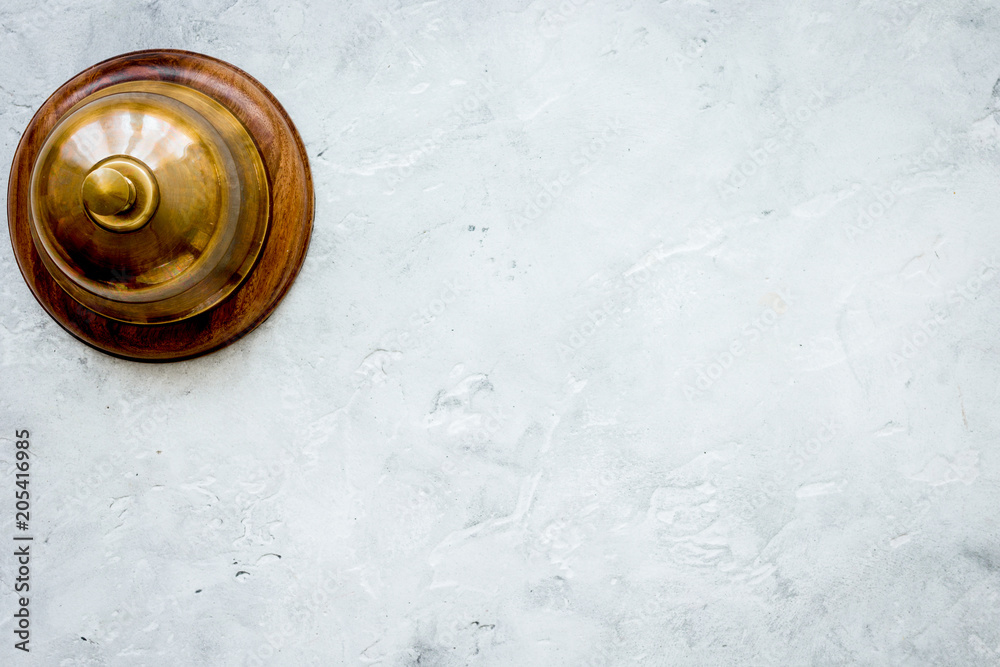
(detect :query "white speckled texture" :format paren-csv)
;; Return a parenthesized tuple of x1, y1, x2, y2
(2, 0, 1000, 664)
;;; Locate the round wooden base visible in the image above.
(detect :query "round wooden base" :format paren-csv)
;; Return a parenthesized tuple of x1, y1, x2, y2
(7, 50, 313, 362)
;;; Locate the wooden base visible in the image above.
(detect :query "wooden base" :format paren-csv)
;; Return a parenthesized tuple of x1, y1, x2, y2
(7, 50, 313, 361)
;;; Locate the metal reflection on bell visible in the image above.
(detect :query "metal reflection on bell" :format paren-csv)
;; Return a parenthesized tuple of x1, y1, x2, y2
(29, 80, 270, 325)
(8, 50, 314, 361)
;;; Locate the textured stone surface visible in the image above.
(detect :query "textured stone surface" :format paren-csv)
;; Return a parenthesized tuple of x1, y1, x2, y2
(2, 0, 1000, 664)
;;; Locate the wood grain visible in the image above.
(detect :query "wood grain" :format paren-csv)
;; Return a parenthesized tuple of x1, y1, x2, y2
(7, 50, 314, 362)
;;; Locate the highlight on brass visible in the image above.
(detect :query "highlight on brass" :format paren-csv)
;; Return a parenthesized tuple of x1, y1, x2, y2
(7, 50, 313, 361)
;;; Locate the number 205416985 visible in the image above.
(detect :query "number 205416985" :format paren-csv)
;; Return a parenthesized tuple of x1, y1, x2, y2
(15, 431, 29, 528)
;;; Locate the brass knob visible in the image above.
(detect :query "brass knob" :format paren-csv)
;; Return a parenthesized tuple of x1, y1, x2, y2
(80, 158, 160, 233)
(82, 166, 135, 217)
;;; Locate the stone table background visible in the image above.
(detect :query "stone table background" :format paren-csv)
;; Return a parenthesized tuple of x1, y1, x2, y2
(2, 0, 1000, 664)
